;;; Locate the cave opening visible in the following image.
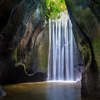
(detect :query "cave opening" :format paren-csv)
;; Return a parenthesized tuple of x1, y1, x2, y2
(47, 1, 83, 82)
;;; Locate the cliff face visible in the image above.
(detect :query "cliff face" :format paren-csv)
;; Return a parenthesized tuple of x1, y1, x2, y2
(0, 0, 49, 85)
(65, 0, 100, 98)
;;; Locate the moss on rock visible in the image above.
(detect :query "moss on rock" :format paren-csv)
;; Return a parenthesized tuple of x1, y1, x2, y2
(65, 0, 100, 98)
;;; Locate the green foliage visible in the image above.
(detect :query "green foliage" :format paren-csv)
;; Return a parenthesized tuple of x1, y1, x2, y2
(42, 0, 67, 19)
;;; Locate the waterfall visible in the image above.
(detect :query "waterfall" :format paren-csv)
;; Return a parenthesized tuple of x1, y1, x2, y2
(69, 19, 74, 81)
(48, 12, 75, 81)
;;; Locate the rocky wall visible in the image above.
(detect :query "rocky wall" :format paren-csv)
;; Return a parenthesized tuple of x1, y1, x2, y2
(0, 2, 49, 84)
(65, 0, 100, 98)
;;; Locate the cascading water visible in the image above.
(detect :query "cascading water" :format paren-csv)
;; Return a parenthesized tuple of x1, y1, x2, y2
(48, 12, 82, 81)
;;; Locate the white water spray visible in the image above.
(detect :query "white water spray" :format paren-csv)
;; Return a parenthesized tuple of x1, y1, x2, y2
(48, 12, 74, 81)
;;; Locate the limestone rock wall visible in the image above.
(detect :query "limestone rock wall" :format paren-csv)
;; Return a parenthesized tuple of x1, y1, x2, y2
(65, 0, 100, 98)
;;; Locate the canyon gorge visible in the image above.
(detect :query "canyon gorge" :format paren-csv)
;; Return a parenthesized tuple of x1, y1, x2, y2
(0, 0, 100, 99)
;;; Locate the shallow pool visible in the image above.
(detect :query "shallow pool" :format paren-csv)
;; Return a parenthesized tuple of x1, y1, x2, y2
(0, 82, 99, 100)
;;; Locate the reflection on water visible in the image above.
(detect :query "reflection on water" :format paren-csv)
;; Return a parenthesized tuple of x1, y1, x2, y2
(0, 82, 99, 100)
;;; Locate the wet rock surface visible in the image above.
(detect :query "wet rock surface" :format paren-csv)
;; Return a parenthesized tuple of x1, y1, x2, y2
(65, 0, 100, 98)
(0, 85, 6, 97)
(0, 0, 49, 86)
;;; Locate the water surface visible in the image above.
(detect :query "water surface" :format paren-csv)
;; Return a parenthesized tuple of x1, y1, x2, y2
(0, 82, 98, 100)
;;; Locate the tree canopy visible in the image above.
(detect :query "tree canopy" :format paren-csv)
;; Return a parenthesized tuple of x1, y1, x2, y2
(43, 0, 67, 19)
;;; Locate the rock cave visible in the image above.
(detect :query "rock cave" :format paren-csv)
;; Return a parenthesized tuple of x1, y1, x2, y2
(0, 0, 100, 100)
